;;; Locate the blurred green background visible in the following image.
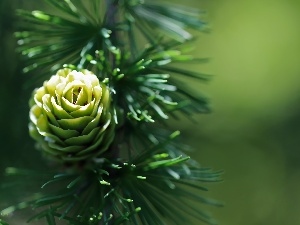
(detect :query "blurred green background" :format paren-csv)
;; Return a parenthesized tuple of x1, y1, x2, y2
(1, 0, 300, 225)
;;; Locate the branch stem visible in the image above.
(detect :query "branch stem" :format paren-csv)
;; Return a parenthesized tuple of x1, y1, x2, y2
(105, 0, 118, 43)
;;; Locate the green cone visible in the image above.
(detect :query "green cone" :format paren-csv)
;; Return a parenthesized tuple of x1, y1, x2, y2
(29, 68, 115, 162)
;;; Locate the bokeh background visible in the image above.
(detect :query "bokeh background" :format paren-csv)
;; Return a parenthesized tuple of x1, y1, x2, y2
(1, 0, 300, 225)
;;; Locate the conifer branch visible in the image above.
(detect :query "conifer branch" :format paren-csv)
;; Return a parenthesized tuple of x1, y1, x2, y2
(1, 1, 222, 225)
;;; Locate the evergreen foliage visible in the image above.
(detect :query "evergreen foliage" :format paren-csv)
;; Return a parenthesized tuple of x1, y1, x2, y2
(1, 0, 222, 225)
